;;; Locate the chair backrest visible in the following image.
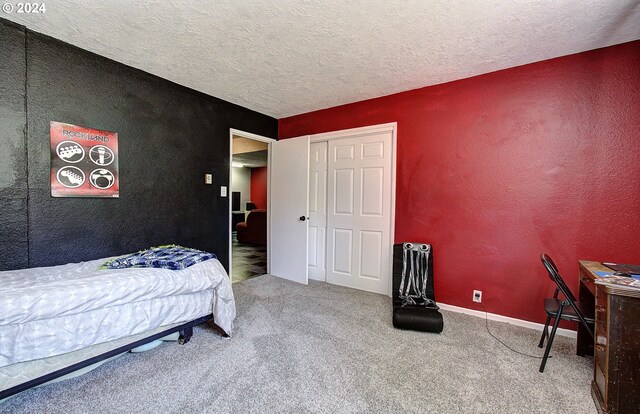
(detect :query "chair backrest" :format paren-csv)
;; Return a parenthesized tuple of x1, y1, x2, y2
(540, 254, 592, 335)
(540, 254, 577, 303)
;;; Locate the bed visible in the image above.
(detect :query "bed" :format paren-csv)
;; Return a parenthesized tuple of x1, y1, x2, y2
(0, 252, 235, 400)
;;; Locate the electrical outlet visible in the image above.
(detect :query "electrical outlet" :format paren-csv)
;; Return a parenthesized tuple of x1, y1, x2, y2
(204, 174, 212, 184)
(473, 290, 482, 303)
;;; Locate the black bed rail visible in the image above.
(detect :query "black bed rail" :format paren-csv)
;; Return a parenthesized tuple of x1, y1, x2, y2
(0, 314, 214, 401)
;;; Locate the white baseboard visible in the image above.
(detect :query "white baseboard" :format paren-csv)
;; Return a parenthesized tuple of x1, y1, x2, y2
(438, 302, 577, 339)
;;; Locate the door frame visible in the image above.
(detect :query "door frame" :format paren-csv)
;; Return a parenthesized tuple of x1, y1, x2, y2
(228, 128, 276, 280)
(309, 122, 397, 296)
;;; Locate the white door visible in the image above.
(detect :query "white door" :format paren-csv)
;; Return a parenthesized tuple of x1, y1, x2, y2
(269, 136, 310, 284)
(308, 141, 328, 281)
(326, 132, 393, 294)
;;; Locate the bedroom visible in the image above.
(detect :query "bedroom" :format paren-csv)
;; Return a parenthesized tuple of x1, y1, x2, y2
(1, 1, 640, 413)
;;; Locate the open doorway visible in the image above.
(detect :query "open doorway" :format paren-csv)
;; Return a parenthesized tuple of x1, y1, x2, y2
(229, 130, 274, 283)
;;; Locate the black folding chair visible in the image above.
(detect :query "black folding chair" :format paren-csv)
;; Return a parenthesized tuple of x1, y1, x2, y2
(538, 254, 594, 372)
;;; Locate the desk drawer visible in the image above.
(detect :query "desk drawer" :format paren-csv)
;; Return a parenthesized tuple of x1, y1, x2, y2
(594, 363, 608, 409)
(595, 285, 608, 338)
(595, 344, 607, 375)
(595, 285, 608, 309)
(594, 326, 609, 352)
(581, 276, 596, 295)
(595, 310, 608, 338)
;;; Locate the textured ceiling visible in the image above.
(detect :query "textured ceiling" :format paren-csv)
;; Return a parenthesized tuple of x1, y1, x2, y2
(5, 0, 640, 118)
(232, 136, 269, 155)
(233, 151, 268, 168)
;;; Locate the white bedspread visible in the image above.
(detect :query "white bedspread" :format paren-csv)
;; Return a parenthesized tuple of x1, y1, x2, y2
(0, 257, 235, 368)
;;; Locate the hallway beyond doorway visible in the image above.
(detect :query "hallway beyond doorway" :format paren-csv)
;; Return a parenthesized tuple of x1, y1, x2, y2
(231, 232, 266, 283)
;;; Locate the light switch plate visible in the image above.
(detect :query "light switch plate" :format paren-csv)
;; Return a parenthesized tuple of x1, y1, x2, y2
(220, 186, 227, 197)
(204, 174, 212, 184)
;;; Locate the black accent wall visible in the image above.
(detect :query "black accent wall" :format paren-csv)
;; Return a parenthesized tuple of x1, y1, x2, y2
(0, 19, 277, 271)
(0, 20, 28, 270)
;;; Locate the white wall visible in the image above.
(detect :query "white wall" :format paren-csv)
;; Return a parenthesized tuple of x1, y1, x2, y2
(231, 166, 251, 211)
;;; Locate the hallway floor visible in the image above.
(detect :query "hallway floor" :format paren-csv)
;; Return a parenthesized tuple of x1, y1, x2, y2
(231, 232, 267, 283)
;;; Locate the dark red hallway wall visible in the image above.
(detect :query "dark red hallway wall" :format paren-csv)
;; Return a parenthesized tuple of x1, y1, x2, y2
(279, 41, 640, 325)
(250, 167, 268, 209)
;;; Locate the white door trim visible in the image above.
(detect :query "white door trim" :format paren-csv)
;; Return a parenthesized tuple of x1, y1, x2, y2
(308, 122, 397, 296)
(310, 122, 397, 141)
(228, 128, 276, 280)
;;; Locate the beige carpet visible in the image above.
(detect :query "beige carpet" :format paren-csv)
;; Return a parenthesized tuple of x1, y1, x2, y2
(1, 275, 595, 413)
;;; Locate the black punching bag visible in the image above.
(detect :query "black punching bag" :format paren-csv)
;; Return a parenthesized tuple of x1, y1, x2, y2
(392, 243, 444, 333)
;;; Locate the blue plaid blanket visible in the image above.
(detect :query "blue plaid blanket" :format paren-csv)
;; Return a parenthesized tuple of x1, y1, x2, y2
(104, 245, 216, 271)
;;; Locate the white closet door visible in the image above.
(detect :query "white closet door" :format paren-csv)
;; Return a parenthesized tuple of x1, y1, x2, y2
(326, 131, 393, 295)
(269, 136, 310, 285)
(308, 141, 328, 281)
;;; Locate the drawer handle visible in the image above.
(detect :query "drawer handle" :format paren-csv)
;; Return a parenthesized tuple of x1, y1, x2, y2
(595, 344, 606, 352)
(582, 277, 593, 283)
(596, 306, 605, 312)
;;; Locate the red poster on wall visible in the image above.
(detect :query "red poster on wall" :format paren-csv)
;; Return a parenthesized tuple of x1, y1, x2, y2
(50, 121, 119, 198)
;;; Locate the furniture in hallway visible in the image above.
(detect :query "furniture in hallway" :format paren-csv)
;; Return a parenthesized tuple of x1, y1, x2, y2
(236, 209, 267, 245)
(579, 260, 640, 414)
(232, 212, 246, 231)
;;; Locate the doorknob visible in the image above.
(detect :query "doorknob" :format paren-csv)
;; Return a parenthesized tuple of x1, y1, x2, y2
(299, 216, 309, 221)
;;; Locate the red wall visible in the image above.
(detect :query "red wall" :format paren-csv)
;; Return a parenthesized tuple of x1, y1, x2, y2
(279, 41, 640, 325)
(250, 167, 268, 209)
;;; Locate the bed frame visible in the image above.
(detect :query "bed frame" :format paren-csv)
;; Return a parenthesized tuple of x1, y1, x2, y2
(0, 314, 214, 400)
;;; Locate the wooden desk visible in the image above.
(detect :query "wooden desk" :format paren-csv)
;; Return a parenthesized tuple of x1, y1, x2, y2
(577, 260, 608, 356)
(579, 260, 640, 414)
